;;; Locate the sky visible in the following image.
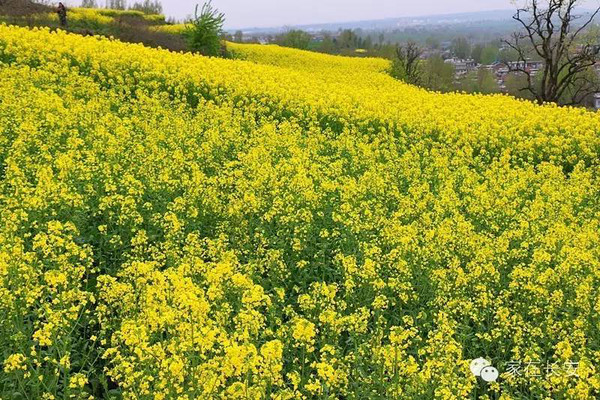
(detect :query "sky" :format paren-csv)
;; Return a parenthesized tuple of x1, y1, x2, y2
(164, 0, 514, 29)
(71, 0, 600, 30)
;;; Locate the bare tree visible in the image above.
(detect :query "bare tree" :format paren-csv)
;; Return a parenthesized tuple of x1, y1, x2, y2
(390, 41, 423, 85)
(129, 0, 162, 14)
(106, 0, 126, 10)
(81, 0, 98, 8)
(504, 0, 600, 105)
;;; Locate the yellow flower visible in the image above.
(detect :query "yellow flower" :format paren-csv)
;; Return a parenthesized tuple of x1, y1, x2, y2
(292, 318, 316, 352)
(3, 353, 27, 373)
(68, 373, 88, 389)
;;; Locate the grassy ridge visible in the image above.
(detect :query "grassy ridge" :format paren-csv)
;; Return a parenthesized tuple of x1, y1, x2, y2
(0, 4, 186, 51)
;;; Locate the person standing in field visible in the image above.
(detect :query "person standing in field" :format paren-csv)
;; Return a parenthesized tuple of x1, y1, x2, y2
(57, 2, 67, 27)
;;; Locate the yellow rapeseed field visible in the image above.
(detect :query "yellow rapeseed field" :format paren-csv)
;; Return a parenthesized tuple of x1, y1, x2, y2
(0, 24, 599, 399)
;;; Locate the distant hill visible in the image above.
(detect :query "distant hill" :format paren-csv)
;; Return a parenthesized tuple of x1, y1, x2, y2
(235, 8, 599, 35)
(236, 9, 517, 34)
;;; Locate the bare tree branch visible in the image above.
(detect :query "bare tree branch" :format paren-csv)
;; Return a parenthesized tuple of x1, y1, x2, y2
(505, 0, 600, 105)
(390, 41, 423, 85)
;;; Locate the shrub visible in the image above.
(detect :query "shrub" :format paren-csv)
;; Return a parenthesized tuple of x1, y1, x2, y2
(183, 1, 226, 57)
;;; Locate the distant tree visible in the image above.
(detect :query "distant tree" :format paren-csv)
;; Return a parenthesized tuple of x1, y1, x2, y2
(317, 32, 336, 53)
(389, 41, 423, 85)
(480, 46, 499, 65)
(233, 30, 243, 42)
(452, 37, 471, 59)
(499, 46, 521, 63)
(81, 0, 98, 8)
(458, 68, 499, 94)
(471, 44, 500, 65)
(505, 72, 537, 100)
(426, 36, 440, 50)
(376, 43, 398, 59)
(504, 0, 600, 105)
(106, 0, 126, 9)
(129, 0, 162, 14)
(278, 29, 311, 50)
(471, 44, 484, 63)
(338, 29, 359, 49)
(476, 69, 500, 93)
(422, 55, 455, 92)
(184, 1, 226, 57)
(560, 64, 600, 106)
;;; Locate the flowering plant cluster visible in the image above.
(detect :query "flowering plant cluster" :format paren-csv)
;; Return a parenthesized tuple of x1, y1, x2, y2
(0, 25, 599, 399)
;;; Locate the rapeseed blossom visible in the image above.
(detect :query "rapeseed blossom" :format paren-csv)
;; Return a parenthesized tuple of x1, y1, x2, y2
(0, 24, 599, 399)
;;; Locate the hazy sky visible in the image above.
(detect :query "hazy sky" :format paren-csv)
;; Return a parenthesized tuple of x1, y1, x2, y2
(71, 0, 600, 29)
(164, 0, 513, 28)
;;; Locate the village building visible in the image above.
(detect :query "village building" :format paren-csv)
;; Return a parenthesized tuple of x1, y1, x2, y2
(444, 58, 478, 76)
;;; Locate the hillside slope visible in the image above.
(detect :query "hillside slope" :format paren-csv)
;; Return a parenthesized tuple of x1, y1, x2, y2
(0, 25, 599, 399)
(0, 3, 187, 51)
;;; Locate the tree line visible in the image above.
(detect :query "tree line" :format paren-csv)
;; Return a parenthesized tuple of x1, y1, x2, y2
(81, 0, 163, 15)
